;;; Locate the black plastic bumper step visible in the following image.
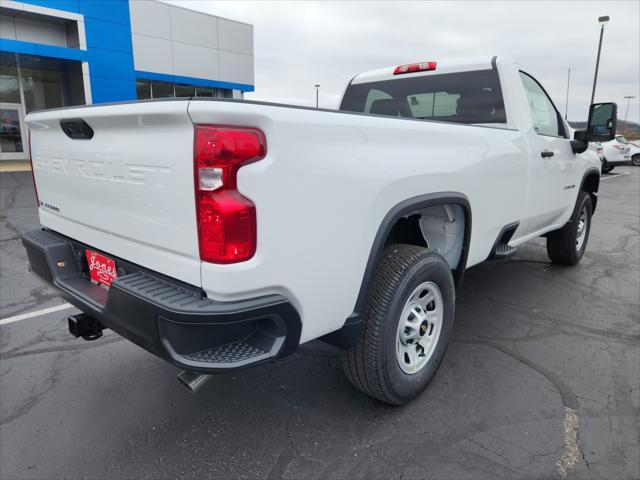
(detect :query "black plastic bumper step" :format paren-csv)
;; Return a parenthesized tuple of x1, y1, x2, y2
(21, 228, 302, 374)
(184, 341, 266, 364)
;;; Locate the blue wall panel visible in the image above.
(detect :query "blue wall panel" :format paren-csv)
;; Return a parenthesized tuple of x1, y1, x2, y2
(136, 70, 255, 93)
(0, 38, 88, 62)
(89, 76, 136, 104)
(77, 0, 130, 25)
(20, 0, 136, 103)
(87, 50, 135, 79)
(83, 18, 133, 53)
(21, 0, 80, 13)
(78, 0, 136, 102)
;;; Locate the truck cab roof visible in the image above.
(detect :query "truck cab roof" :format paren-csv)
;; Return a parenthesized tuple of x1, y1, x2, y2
(351, 56, 508, 85)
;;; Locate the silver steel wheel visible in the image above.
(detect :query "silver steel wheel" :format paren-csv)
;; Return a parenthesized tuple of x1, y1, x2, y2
(396, 281, 443, 374)
(575, 205, 588, 252)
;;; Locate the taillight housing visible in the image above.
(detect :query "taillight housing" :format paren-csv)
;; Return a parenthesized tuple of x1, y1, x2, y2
(393, 61, 437, 75)
(194, 125, 266, 264)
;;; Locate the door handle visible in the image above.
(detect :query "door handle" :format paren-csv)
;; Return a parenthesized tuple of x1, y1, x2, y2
(541, 150, 554, 158)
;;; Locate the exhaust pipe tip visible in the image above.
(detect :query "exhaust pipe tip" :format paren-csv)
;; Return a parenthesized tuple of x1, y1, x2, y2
(177, 370, 212, 394)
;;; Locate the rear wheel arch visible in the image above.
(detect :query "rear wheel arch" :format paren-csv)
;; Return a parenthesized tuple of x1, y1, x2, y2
(361, 193, 471, 302)
(386, 204, 467, 269)
(321, 192, 471, 349)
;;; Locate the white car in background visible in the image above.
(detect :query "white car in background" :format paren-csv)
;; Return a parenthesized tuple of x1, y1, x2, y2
(600, 135, 631, 173)
(589, 141, 604, 162)
(627, 138, 640, 166)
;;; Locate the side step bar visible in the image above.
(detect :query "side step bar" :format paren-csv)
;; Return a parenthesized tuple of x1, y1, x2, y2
(488, 222, 520, 261)
(492, 243, 518, 259)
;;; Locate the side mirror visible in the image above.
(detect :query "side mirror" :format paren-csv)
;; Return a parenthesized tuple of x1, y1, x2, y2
(571, 129, 588, 154)
(587, 102, 617, 142)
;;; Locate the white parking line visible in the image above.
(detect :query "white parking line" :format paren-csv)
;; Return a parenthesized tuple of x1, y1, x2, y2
(601, 172, 631, 181)
(0, 303, 74, 326)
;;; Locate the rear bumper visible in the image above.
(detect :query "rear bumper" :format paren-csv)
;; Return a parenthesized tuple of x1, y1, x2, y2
(22, 229, 301, 373)
(605, 156, 631, 165)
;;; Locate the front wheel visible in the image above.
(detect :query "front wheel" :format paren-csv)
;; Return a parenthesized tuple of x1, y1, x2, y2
(341, 245, 455, 405)
(546, 191, 593, 265)
(601, 159, 615, 173)
(632, 154, 640, 167)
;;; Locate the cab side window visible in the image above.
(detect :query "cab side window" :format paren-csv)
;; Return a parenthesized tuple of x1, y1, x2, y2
(519, 72, 565, 138)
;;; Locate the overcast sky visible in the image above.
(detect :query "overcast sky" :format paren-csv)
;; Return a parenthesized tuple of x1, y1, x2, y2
(164, 0, 639, 123)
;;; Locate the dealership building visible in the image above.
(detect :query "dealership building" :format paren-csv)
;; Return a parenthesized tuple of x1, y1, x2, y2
(0, 0, 254, 161)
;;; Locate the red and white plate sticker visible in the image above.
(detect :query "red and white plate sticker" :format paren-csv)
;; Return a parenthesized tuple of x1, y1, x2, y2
(85, 250, 117, 287)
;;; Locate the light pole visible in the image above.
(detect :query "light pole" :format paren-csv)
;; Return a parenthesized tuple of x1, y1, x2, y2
(315, 84, 320, 109)
(564, 68, 571, 120)
(590, 15, 609, 106)
(623, 95, 635, 133)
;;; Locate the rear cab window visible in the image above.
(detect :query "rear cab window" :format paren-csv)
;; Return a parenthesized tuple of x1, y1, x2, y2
(340, 69, 507, 127)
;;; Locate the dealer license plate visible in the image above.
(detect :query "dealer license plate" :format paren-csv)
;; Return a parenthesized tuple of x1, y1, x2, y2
(85, 250, 117, 287)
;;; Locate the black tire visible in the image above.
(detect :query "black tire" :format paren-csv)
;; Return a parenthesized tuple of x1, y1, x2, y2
(632, 154, 640, 167)
(546, 191, 593, 265)
(601, 159, 614, 173)
(341, 245, 455, 405)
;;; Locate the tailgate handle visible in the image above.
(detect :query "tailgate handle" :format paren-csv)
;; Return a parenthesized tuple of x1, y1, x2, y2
(60, 119, 94, 140)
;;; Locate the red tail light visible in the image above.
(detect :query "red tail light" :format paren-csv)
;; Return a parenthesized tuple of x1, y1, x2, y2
(194, 125, 266, 263)
(393, 61, 437, 75)
(28, 131, 40, 206)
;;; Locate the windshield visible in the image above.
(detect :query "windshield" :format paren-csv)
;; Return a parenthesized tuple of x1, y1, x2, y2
(615, 135, 629, 144)
(339, 69, 506, 126)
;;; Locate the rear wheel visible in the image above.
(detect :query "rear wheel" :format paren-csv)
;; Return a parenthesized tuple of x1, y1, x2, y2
(341, 245, 455, 405)
(546, 191, 593, 265)
(632, 154, 640, 167)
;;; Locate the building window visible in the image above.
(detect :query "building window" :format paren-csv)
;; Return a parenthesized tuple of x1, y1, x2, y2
(0, 55, 21, 104)
(195, 87, 214, 97)
(136, 78, 233, 100)
(175, 84, 195, 97)
(0, 52, 84, 113)
(151, 81, 174, 98)
(1, 52, 85, 161)
(136, 79, 151, 100)
(20, 67, 64, 113)
(0, 108, 24, 154)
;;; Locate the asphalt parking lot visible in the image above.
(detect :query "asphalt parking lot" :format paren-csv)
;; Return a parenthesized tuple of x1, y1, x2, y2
(1, 168, 638, 480)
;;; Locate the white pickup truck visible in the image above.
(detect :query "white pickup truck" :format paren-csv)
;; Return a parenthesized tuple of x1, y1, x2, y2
(23, 56, 617, 404)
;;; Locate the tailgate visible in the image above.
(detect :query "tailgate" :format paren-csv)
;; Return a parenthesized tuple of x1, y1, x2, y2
(27, 100, 201, 287)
